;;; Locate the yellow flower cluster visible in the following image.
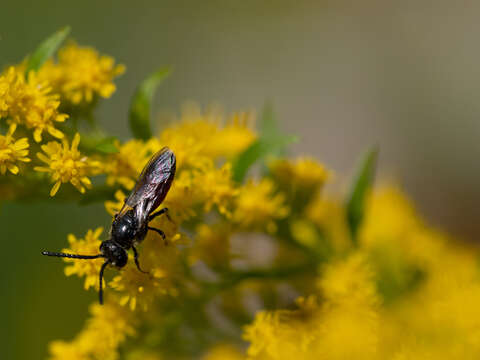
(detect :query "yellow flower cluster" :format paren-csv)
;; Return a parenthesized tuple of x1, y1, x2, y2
(0, 67, 67, 142)
(244, 254, 379, 360)
(242, 186, 480, 360)
(38, 42, 125, 104)
(34, 133, 100, 196)
(7, 36, 479, 360)
(232, 179, 289, 233)
(0, 40, 124, 197)
(0, 124, 30, 174)
(49, 301, 135, 360)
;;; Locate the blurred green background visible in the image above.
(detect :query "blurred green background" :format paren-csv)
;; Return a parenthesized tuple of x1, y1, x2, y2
(2, 1, 480, 359)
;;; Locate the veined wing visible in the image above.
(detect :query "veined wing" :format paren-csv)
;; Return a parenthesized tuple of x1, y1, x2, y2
(124, 147, 176, 222)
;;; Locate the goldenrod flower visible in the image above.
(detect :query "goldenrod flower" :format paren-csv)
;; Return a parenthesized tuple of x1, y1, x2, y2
(49, 301, 135, 360)
(243, 296, 320, 360)
(0, 124, 30, 175)
(38, 42, 125, 104)
(110, 231, 181, 311)
(0, 66, 67, 142)
(202, 344, 245, 360)
(34, 133, 100, 196)
(110, 264, 168, 311)
(159, 105, 256, 168)
(192, 160, 237, 216)
(104, 138, 160, 189)
(306, 196, 351, 252)
(269, 157, 329, 192)
(232, 179, 288, 232)
(62, 227, 104, 290)
(244, 254, 379, 360)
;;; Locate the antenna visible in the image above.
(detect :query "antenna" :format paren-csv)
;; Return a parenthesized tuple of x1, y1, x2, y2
(42, 251, 104, 260)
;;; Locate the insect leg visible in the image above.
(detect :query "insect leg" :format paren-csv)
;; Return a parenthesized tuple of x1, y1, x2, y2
(149, 207, 172, 222)
(148, 226, 168, 245)
(132, 246, 149, 274)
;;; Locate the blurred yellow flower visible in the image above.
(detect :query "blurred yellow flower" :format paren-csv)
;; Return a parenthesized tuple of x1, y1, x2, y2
(38, 42, 125, 104)
(62, 227, 104, 290)
(34, 133, 100, 196)
(159, 105, 256, 168)
(0, 123, 30, 175)
(244, 253, 379, 360)
(202, 344, 245, 360)
(49, 301, 135, 360)
(269, 157, 329, 193)
(0, 66, 67, 142)
(232, 179, 288, 232)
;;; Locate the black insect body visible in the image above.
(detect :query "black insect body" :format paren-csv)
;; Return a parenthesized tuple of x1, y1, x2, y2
(42, 147, 176, 304)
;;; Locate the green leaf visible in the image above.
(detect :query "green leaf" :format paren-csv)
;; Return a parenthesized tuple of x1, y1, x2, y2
(129, 67, 171, 140)
(232, 103, 297, 183)
(346, 147, 378, 244)
(25, 26, 70, 74)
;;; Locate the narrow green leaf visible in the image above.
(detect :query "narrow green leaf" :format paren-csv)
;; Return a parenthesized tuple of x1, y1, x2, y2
(25, 26, 70, 73)
(232, 103, 297, 183)
(346, 147, 379, 244)
(129, 67, 171, 140)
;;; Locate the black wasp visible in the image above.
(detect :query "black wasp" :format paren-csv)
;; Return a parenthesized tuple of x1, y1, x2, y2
(42, 147, 176, 304)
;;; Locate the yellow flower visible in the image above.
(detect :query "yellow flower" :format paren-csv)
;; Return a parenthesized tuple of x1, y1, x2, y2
(0, 66, 67, 142)
(38, 41, 125, 104)
(0, 123, 30, 175)
(104, 138, 160, 189)
(192, 160, 237, 216)
(159, 104, 256, 168)
(62, 227, 104, 290)
(244, 254, 380, 360)
(49, 301, 136, 360)
(109, 230, 182, 311)
(202, 344, 245, 360)
(34, 133, 100, 196)
(313, 254, 379, 360)
(109, 263, 169, 312)
(269, 157, 329, 192)
(232, 179, 288, 232)
(243, 296, 320, 360)
(305, 196, 351, 254)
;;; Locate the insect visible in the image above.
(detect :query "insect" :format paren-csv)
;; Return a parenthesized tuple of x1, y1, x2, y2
(42, 147, 176, 304)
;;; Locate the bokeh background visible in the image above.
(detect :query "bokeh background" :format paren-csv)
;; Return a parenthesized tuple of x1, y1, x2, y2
(1, 1, 479, 359)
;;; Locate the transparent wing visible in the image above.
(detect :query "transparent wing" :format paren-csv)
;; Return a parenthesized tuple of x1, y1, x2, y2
(123, 147, 176, 223)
